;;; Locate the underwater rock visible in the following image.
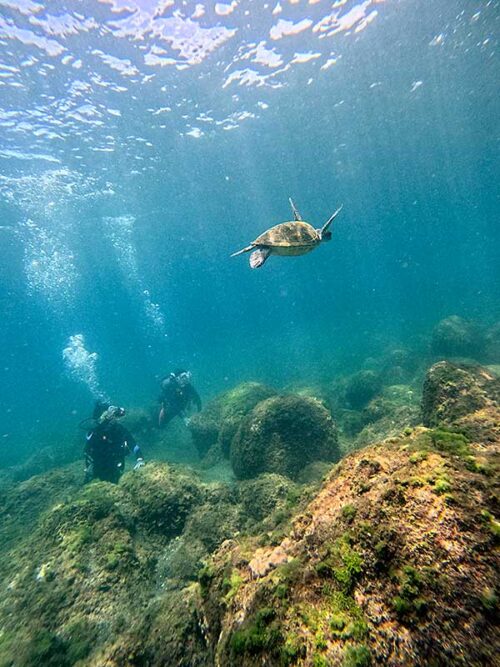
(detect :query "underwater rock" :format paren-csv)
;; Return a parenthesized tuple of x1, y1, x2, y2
(238, 473, 298, 523)
(431, 315, 485, 358)
(185, 501, 242, 554)
(157, 535, 209, 586)
(188, 412, 220, 459)
(120, 462, 203, 537)
(231, 394, 339, 480)
(188, 382, 277, 459)
(98, 587, 211, 667)
(422, 361, 499, 437)
(200, 429, 499, 666)
(344, 370, 382, 409)
(296, 461, 335, 485)
(10, 444, 78, 483)
(0, 461, 209, 666)
(337, 385, 420, 453)
(380, 347, 420, 383)
(0, 364, 498, 667)
(485, 321, 500, 362)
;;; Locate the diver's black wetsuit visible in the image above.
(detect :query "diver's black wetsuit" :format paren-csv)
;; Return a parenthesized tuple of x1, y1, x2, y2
(85, 421, 143, 483)
(158, 376, 202, 426)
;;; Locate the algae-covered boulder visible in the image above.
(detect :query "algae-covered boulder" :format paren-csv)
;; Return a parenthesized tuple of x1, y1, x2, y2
(485, 321, 500, 362)
(231, 395, 339, 480)
(157, 535, 208, 584)
(422, 361, 499, 435)
(188, 382, 277, 459)
(344, 370, 382, 409)
(200, 429, 499, 667)
(380, 347, 420, 383)
(10, 444, 78, 483)
(431, 315, 485, 358)
(238, 473, 298, 523)
(218, 383, 278, 457)
(188, 412, 220, 458)
(120, 462, 203, 537)
(101, 588, 211, 667)
(185, 501, 242, 553)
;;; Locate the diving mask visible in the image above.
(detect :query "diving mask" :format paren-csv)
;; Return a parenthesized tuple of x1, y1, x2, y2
(99, 405, 126, 423)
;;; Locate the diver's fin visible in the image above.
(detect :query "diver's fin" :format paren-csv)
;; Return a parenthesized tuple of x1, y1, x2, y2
(321, 204, 343, 234)
(231, 244, 254, 257)
(250, 247, 271, 269)
(289, 197, 302, 221)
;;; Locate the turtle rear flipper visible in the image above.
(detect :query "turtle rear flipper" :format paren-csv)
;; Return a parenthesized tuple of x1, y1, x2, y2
(231, 244, 254, 258)
(250, 247, 271, 269)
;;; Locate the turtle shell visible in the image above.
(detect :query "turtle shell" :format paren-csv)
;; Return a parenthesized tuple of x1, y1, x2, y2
(254, 221, 319, 247)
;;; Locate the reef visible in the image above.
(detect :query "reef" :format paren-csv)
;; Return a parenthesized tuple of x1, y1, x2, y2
(0, 349, 498, 666)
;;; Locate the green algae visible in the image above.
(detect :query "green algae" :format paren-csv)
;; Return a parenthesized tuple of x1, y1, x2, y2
(342, 643, 372, 667)
(222, 570, 244, 605)
(480, 510, 500, 540)
(391, 565, 428, 620)
(315, 534, 363, 593)
(229, 607, 282, 656)
(341, 504, 357, 521)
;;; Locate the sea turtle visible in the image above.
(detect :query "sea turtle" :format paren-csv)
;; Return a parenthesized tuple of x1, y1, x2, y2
(231, 198, 343, 269)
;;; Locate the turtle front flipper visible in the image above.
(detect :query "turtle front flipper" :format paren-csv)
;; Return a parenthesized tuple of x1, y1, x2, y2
(289, 198, 302, 221)
(320, 204, 343, 236)
(250, 247, 271, 269)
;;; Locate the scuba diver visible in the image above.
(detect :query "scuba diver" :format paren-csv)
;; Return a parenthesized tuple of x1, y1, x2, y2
(84, 401, 145, 484)
(158, 369, 202, 428)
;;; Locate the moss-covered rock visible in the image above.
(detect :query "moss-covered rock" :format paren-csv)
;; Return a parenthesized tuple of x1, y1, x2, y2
(485, 322, 500, 362)
(99, 588, 211, 667)
(188, 412, 220, 458)
(10, 444, 78, 483)
(378, 347, 421, 385)
(201, 430, 499, 666)
(157, 535, 208, 584)
(231, 395, 339, 480)
(185, 502, 242, 553)
(188, 382, 277, 460)
(120, 462, 203, 537)
(431, 315, 485, 358)
(238, 473, 299, 524)
(344, 371, 382, 410)
(422, 361, 499, 435)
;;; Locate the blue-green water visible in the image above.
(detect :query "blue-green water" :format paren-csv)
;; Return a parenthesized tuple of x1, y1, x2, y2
(0, 0, 498, 466)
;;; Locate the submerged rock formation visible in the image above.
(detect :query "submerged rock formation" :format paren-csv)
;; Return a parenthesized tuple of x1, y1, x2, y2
(431, 315, 485, 359)
(0, 361, 497, 666)
(231, 394, 340, 480)
(199, 428, 499, 666)
(188, 382, 277, 459)
(422, 361, 500, 442)
(343, 370, 382, 410)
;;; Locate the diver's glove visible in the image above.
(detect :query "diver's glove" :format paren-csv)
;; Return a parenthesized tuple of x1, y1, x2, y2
(133, 458, 145, 471)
